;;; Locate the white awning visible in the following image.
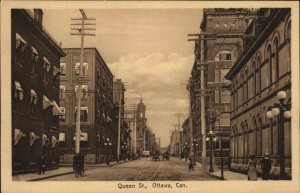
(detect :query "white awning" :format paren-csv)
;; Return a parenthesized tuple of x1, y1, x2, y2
(53, 66, 60, 76)
(43, 57, 51, 72)
(14, 128, 26, 145)
(59, 133, 65, 142)
(52, 100, 64, 115)
(73, 132, 88, 141)
(52, 136, 58, 148)
(43, 95, 52, 109)
(16, 33, 27, 48)
(31, 46, 38, 55)
(30, 132, 40, 146)
(15, 81, 22, 91)
(42, 134, 49, 146)
(30, 89, 37, 97)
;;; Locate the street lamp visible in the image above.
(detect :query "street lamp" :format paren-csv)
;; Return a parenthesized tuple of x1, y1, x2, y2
(104, 138, 112, 165)
(266, 90, 291, 179)
(206, 129, 216, 172)
(121, 142, 128, 161)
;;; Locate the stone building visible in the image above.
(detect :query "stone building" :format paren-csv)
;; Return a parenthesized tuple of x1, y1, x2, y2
(12, 9, 65, 174)
(188, 8, 253, 167)
(225, 8, 291, 178)
(59, 48, 115, 164)
(135, 98, 148, 154)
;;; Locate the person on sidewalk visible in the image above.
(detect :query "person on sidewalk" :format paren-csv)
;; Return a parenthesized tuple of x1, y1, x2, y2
(38, 154, 46, 175)
(261, 153, 272, 180)
(188, 158, 194, 172)
(247, 155, 257, 181)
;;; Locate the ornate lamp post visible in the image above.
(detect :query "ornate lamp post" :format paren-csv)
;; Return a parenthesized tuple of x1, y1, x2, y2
(121, 142, 128, 161)
(266, 90, 291, 179)
(206, 130, 216, 172)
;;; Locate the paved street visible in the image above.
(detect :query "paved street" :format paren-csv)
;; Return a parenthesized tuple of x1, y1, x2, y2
(41, 157, 216, 181)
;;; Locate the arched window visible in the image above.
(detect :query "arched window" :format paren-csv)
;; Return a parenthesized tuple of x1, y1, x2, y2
(244, 69, 248, 102)
(286, 22, 291, 71)
(256, 56, 261, 93)
(252, 61, 256, 95)
(273, 38, 279, 82)
(267, 45, 272, 86)
(214, 50, 232, 61)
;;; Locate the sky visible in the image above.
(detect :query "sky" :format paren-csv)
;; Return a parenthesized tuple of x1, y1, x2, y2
(43, 9, 203, 147)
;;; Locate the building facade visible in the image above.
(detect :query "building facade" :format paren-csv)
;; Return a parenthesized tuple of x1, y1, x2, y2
(12, 9, 65, 174)
(225, 8, 291, 178)
(59, 48, 115, 164)
(200, 8, 253, 166)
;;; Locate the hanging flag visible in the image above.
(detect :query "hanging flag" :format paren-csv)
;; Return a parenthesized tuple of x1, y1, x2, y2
(43, 95, 52, 109)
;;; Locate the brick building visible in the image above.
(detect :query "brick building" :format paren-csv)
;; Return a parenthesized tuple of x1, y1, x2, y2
(12, 9, 65, 174)
(59, 48, 115, 164)
(225, 8, 291, 178)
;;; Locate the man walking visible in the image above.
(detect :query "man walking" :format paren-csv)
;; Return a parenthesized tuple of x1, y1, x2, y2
(261, 153, 272, 180)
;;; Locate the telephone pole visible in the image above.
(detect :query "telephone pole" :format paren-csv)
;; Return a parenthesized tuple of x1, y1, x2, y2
(173, 113, 185, 157)
(71, 9, 95, 154)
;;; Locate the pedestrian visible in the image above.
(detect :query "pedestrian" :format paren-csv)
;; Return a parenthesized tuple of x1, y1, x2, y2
(247, 155, 257, 181)
(188, 158, 194, 172)
(261, 153, 272, 180)
(38, 154, 46, 175)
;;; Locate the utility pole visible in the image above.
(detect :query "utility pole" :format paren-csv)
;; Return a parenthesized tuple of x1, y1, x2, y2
(174, 113, 184, 157)
(117, 86, 122, 163)
(71, 9, 95, 155)
(187, 79, 195, 157)
(130, 104, 137, 157)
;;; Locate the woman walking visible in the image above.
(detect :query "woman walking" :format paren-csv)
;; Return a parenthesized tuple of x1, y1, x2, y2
(247, 155, 257, 181)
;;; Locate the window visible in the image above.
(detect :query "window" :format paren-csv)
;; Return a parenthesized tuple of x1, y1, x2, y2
(75, 63, 88, 76)
(43, 57, 51, 81)
(60, 63, 66, 76)
(215, 69, 220, 82)
(15, 33, 27, 64)
(215, 90, 219, 103)
(221, 90, 230, 103)
(215, 23, 219, 28)
(75, 106, 88, 122)
(60, 107, 66, 121)
(256, 57, 261, 93)
(75, 85, 88, 99)
(30, 89, 38, 114)
(60, 86, 66, 99)
(220, 69, 230, 83)
(14, 81, 23, 111)
(231, 23, 236, 28)
(223, 23, 228, 28)
(219, 114, 230, 126)
(273, 38, 279, 81)
(267, 45, 272, 85)
(31, 46, 38, 73)
(59, 133, 66, 148)
(215, 50, 232, 61)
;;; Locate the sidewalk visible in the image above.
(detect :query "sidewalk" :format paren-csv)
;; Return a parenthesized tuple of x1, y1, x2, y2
(12, 159, 134, 181)
(179, 158, 262, 180)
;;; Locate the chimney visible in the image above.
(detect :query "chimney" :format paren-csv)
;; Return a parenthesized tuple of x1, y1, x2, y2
(33, 9, 43, 28)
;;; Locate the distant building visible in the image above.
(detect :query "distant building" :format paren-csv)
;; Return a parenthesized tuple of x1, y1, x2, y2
(113, 79, 129, 160)
(135, 98, 148, 153)
(12, 9, 65, 174)
(59, 48, 114, 164)
(225, 8, 291, 178)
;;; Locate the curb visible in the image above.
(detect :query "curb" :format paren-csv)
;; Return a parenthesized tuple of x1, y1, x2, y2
(28, 160, 135, 181)
(28, 171, 74, 181)
(206, 172, 226, 180)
